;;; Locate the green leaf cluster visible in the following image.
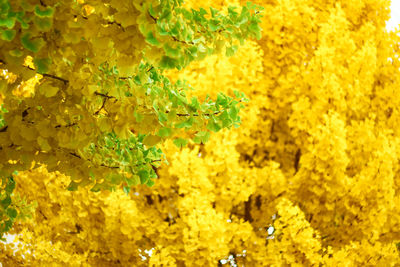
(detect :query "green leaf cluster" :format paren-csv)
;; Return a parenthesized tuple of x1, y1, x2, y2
(0, 0, 262, 240)
(0, 0, 54, 71)
(0, 0, 260, 193)
(0, 176, 17, 239)
(94, 62, 248, 150)
(66, 132, 163, 191)
(141, 0, 264, 69)
(0, 104, 7, 128)
(0, 174, 37, 240)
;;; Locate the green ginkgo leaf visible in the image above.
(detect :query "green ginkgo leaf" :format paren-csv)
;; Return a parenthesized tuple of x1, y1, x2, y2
(173, 138, 188, 148)
(0, 29, 15, 41)
(33, 57, 51, 74)
(21, 33, 44, 53)
(6, 208, 17, 219)
(146, 32, 160, 46)
(34, 5, 54, 17)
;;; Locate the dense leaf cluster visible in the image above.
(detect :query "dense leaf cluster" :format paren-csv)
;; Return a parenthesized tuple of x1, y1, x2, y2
(0, 0, 262, 239)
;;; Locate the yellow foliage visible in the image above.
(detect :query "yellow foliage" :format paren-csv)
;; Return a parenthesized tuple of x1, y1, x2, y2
(1, 0, 400, 265)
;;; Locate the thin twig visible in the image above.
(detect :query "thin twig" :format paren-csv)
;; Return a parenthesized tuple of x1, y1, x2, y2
(55, 122, 78, 128)
(26, 66, 69, 85)
(1, 58, 69, 84)
(119, 66, 153, 80)
(174, 110, 220, 117)
(69, 152, 119, 169)
(94, 91, 115, 99)
(94, 97, 107, 115)
(170, 99, 243, 117)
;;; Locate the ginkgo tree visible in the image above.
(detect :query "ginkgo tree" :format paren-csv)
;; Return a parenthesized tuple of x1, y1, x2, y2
(2, 0, 400, 265)
(0, 0, 263, 239)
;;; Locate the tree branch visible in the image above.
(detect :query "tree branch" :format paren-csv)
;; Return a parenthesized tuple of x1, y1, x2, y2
(94, 97, 107, 115)
(1, 58, 69, 85)
(39, 0, 47, 7)
(26, 66, 69, 85)
(119, 66, 153, 80)
(94, 91, 115, 99)
(69, 152, 119, 169)
(148, 13, 195, 45)
(54, 122, 77, 129)
(169, 100, 243, 117)
(68, 151, 161, 170)
(94, 92, 115, 115)
(106, 21, 125, 31)
(244, 196, 253, 222)
(174, 110, 223, 117)
(0, 143, 15, 151)
(294, 148, 301, 173)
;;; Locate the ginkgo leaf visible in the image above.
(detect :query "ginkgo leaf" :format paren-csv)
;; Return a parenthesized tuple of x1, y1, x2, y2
(143, 134, 161, 146)
(193, 131, 210, 144)
(21, 33, 44, 53)
(138, 170, 149, 184)
(0, 17, 15, 29)
(0, 29, 16, 41)
(34, 5, 55, 17)
(173, 138, 188, 148)
(33, 57, 51, 74)
(37, 136, 51, 151)
(157, 127, 172, 137)
(39, 82, 59, 97)
(146, 32, 160, 46)
(33, 16, 53, 31)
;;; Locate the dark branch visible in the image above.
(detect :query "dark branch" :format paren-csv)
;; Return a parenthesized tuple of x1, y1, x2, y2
(69, 152, 81, 159)
(94, 97, 107, 115)
(0, 126, 7, 132)
(174, 110, 223, 117)
(149, 13, 157, 23)
(171, 35, 194, 45)
(1, 57, 69, 84)
(94, 92, 114, 115)
(75, 14, 88, 20)
(1, 58, 69, 85)
(94, 91, 115, 99)
(67, 223, 82, 234)
(169, 100, 243, 117)
(105, 21, 125, 31)
(294, 148, 301, 173)
(55, 122, 77, 129)
(0, 143, 16, 151)
(43, 72, 69, 85)
(244, 196, 253, 222)
(26, 66, 69, 85)
(39, 210, 48, 220)
(119, 66, 153, 80)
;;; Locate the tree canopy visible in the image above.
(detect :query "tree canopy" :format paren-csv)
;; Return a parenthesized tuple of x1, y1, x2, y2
(2, 0, 400, 265)
(0, 0, 262, 239)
